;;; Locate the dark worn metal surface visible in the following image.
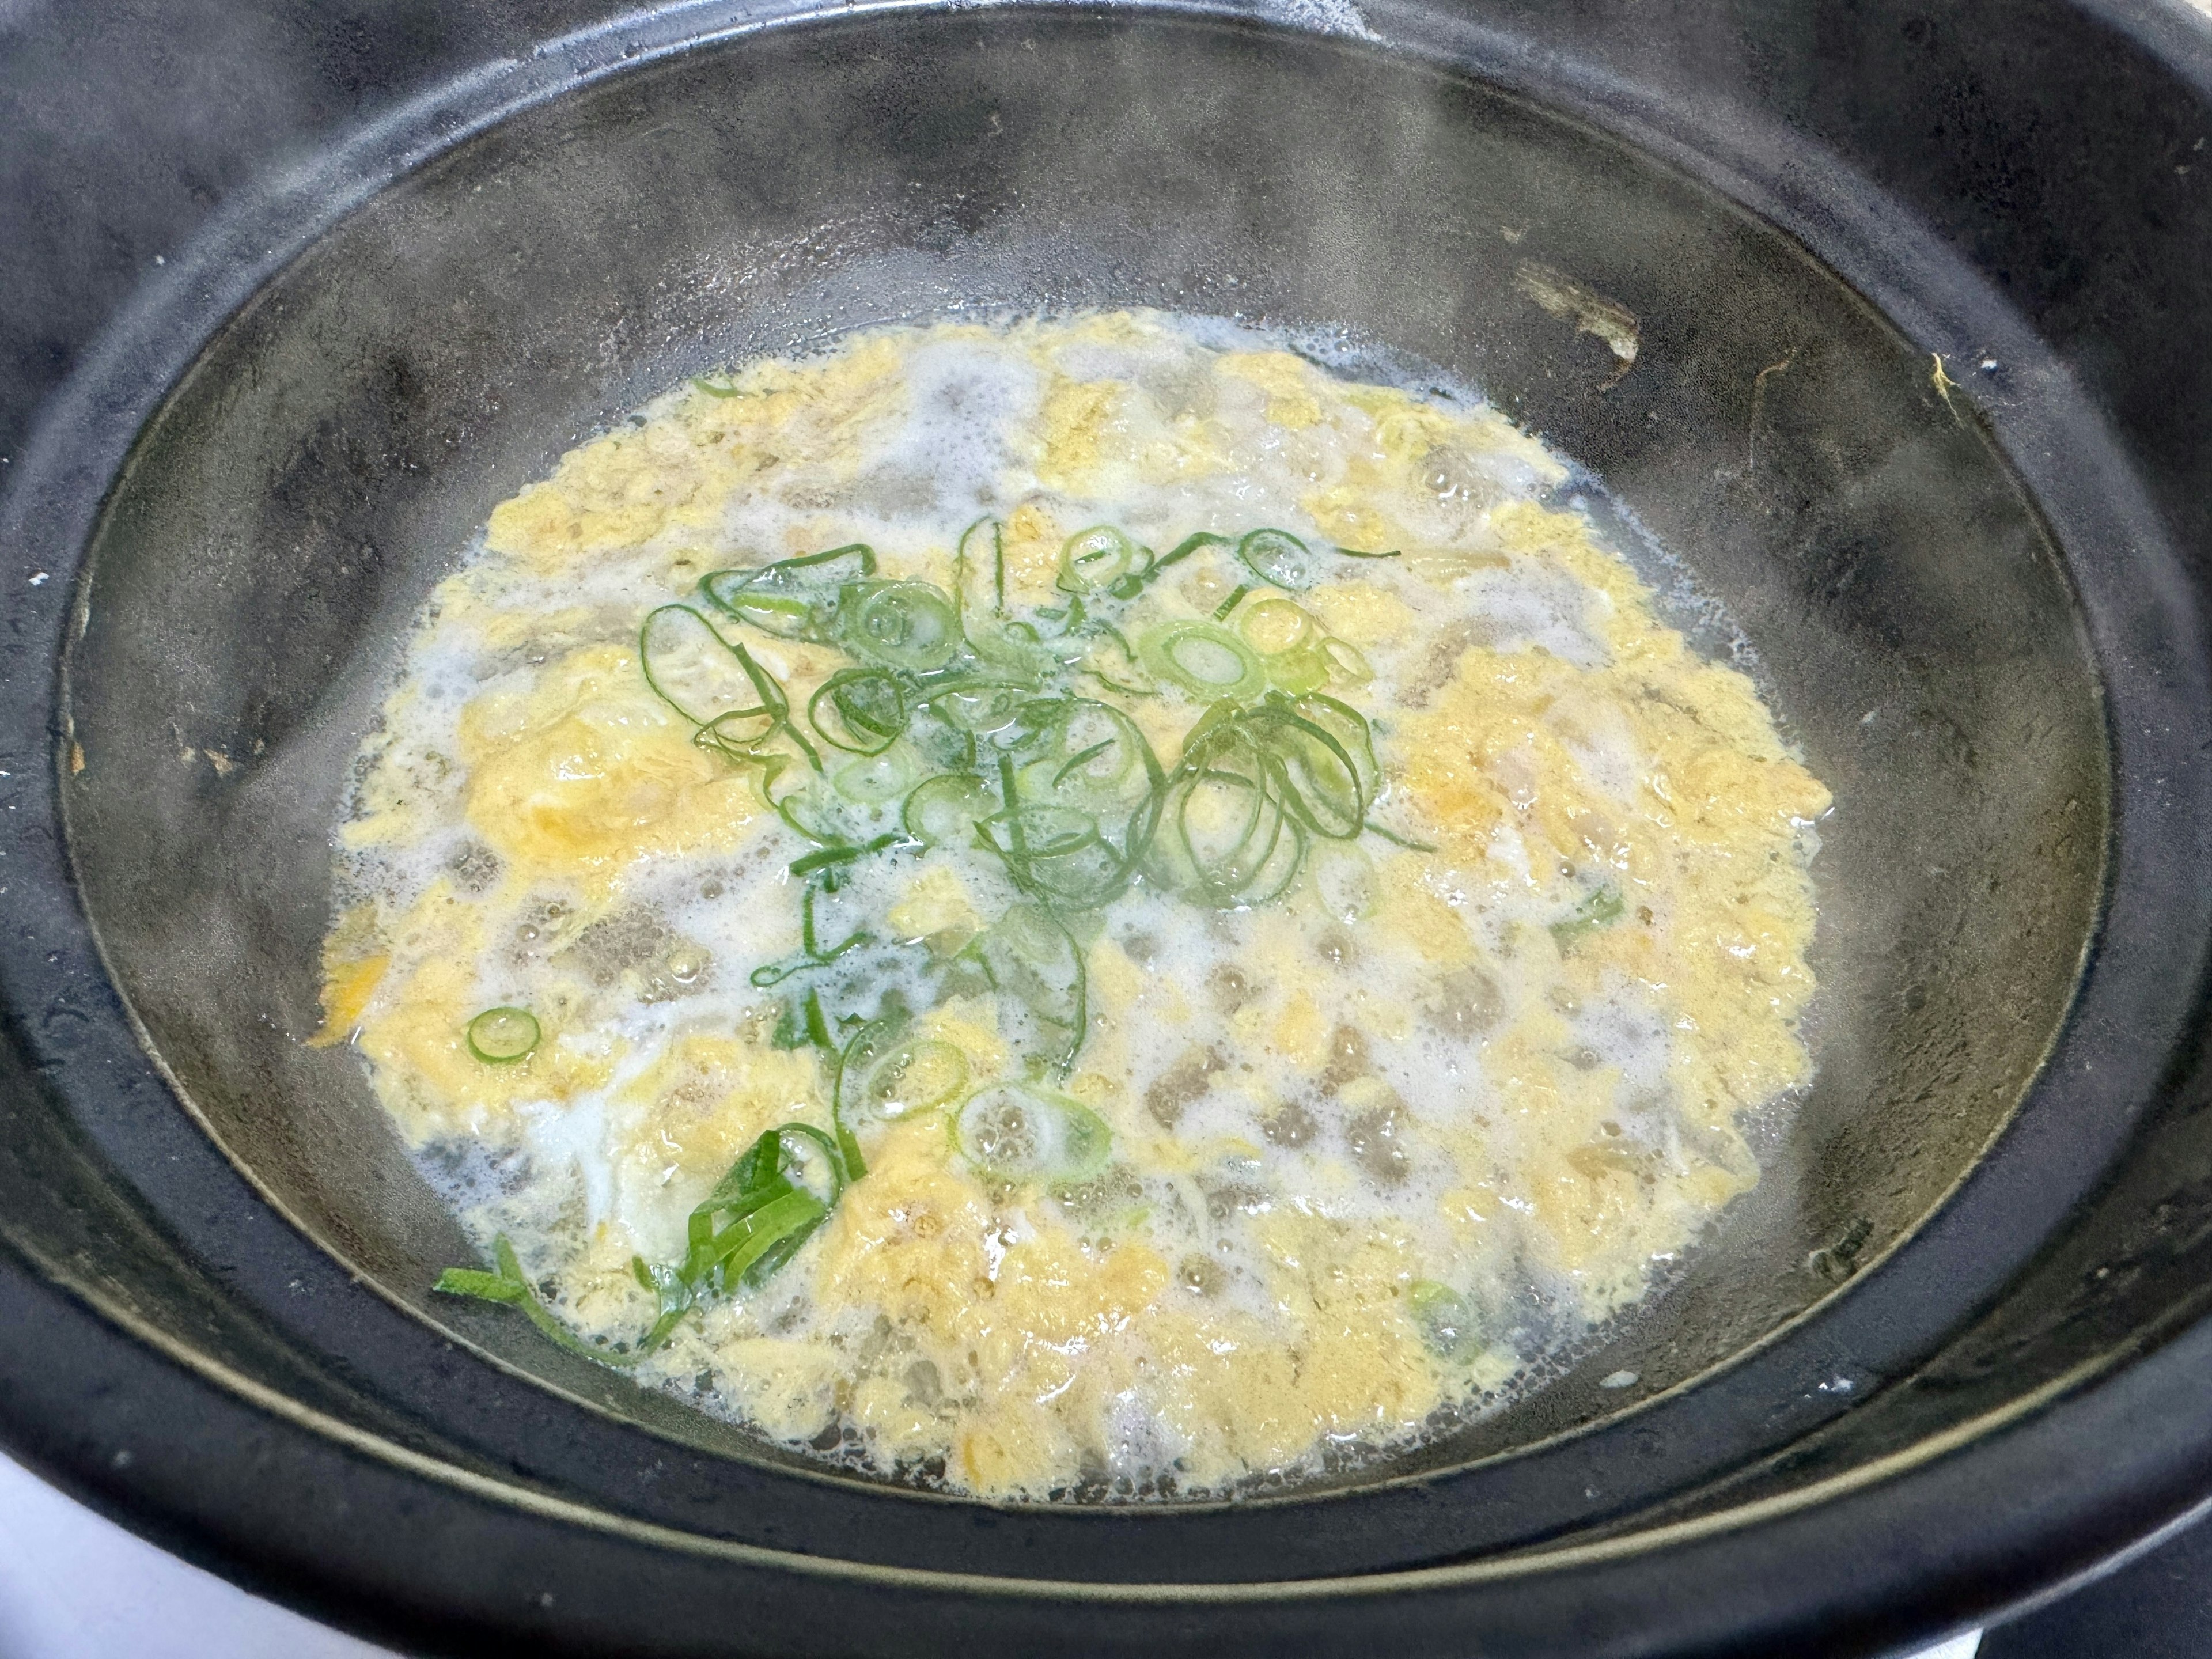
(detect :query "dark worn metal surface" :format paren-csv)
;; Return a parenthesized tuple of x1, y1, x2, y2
(3, 2, 2211, 1656)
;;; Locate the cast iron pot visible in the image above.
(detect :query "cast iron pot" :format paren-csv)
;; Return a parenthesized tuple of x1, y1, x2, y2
(6, 1, 2212, 1653)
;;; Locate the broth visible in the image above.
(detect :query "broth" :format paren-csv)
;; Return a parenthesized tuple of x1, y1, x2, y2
(320, 312, 1828, 1498)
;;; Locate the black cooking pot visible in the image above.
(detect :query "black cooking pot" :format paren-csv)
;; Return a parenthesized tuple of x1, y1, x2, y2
(5, 1, 2212, 1654)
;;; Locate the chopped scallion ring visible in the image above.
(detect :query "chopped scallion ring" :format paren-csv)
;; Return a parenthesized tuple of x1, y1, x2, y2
(700, 543, 877, 638)
(1058, 525, 1149, 593)
(1263, 643, 1332, 695)
(838, 580, 961, 672)
(833, 748, 919, 805)
(467, 1006, 540, 1064)
(904, 771, 998, 846)
(1139, 620, 1267, 701)
(1319, 635, 1374, 685)
(1237, 527, 1325, 590)
(841, 1022, 971, 1124)
(953, 1084, 1113, 1183)
(1236, 596, 1315, 656)
(809, 667, 908, 755)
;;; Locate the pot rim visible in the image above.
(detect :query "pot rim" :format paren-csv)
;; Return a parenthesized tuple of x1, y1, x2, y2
(5, 2, 2211, 1653)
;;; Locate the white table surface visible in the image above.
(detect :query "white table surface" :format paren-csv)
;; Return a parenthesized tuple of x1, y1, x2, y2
(0, 1444, 1983, 1659)
(0, 1453, 393, 1659)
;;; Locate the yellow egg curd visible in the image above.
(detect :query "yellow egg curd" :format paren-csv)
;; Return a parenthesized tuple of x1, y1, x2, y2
(322, 312, 1830, 1499)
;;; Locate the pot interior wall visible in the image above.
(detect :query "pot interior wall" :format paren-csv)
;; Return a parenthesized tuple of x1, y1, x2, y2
(61, 10, 2104, 1487)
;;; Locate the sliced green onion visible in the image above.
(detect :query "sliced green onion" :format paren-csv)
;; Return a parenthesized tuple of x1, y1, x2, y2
(958, 903, 1086, 1074)
(1409, 1278, 1486, 1357)
(434, 1267, 523, 1304)
(950, 514, 1007, 618)
(1015, 699, 1162, 814)
(1319, 635, 1374, 685)
(968, 620, 1058, 680)
(953, 1084, 1113, 1183)
(980, 801, 1128, 910)
(1074, 620, 1156, 698)
(467, 1006, 540, 1063)
(701, 544, 877, 637)
(1155, 758, 1309, 908)
(809, 667, 908, 755)
(703, 1185, 828, 1287)
(1237, 596, 1315, 656)
(639, 605, 772, 729)
(1363, 819, 1438, 853)
(1261, 714, 1366, 840)
(1263, 642, 1332, 695)
(840, 1020, 971, 1126)
(833, 748, 919, 806)
(904, 771, 997, 846)
(1140, 620, 1267, 702)
(434, 1235, 639, 1366)
(836, 580, 962, 673)
(711, 589, 814, 638)
(1283, 690, 1380, 801)
(1308, 840, 1378, 922)
(1237, 528, 1325, 590)
(1058, 525, 1148, 594)
(768, 771, 873, 847)
(1112, 529, 1232, 599)
(926, 679, 1032, 734)
(642, 604, 819, 776)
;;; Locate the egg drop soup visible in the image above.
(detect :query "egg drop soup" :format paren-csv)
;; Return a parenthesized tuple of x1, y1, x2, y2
(320, 312, 1830, 1499)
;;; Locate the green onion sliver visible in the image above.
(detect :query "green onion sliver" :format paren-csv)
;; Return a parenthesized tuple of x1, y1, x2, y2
(1236, 596, 1315, 656)
(1159, 760, 1309, 908)
(434, 1234, 641, 1366)
(1263, 643, 1332, 695)
(838, 581, 962, 673)
(1058, 525, 1147, 594)
(1550, 885, 1627, 950)
(833, 748, 919, 806)
(961, 903, 1087, 1073)
(1018, 698, 1161, 813)
(1320, 635, 1374, 685)
(926, 679, 1032, 734)
(710, 588, 814, 638)
(953, 1084, 1113, 1183)
(640, 605, 774, 729)
(467, 1006, 540, 1063)
(1408, 1278, 1485, 1357)
(1139, 620, 1267, 702)
(700, 543, 877, 637)
(1283, 690, 1381, 801)
(979, 802, 1130, 910)
(842, 1022, 971, 1125)
(706, 1187, 829, 1287)
(809, 667, 908, 755)
(1259, 710, 1368, 840)
(1237, 528, 1325, 590)
(904, 771, 998, 846)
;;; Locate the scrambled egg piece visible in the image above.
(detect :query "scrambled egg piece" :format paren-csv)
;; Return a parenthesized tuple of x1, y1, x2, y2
(460, 643, 759, 891)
